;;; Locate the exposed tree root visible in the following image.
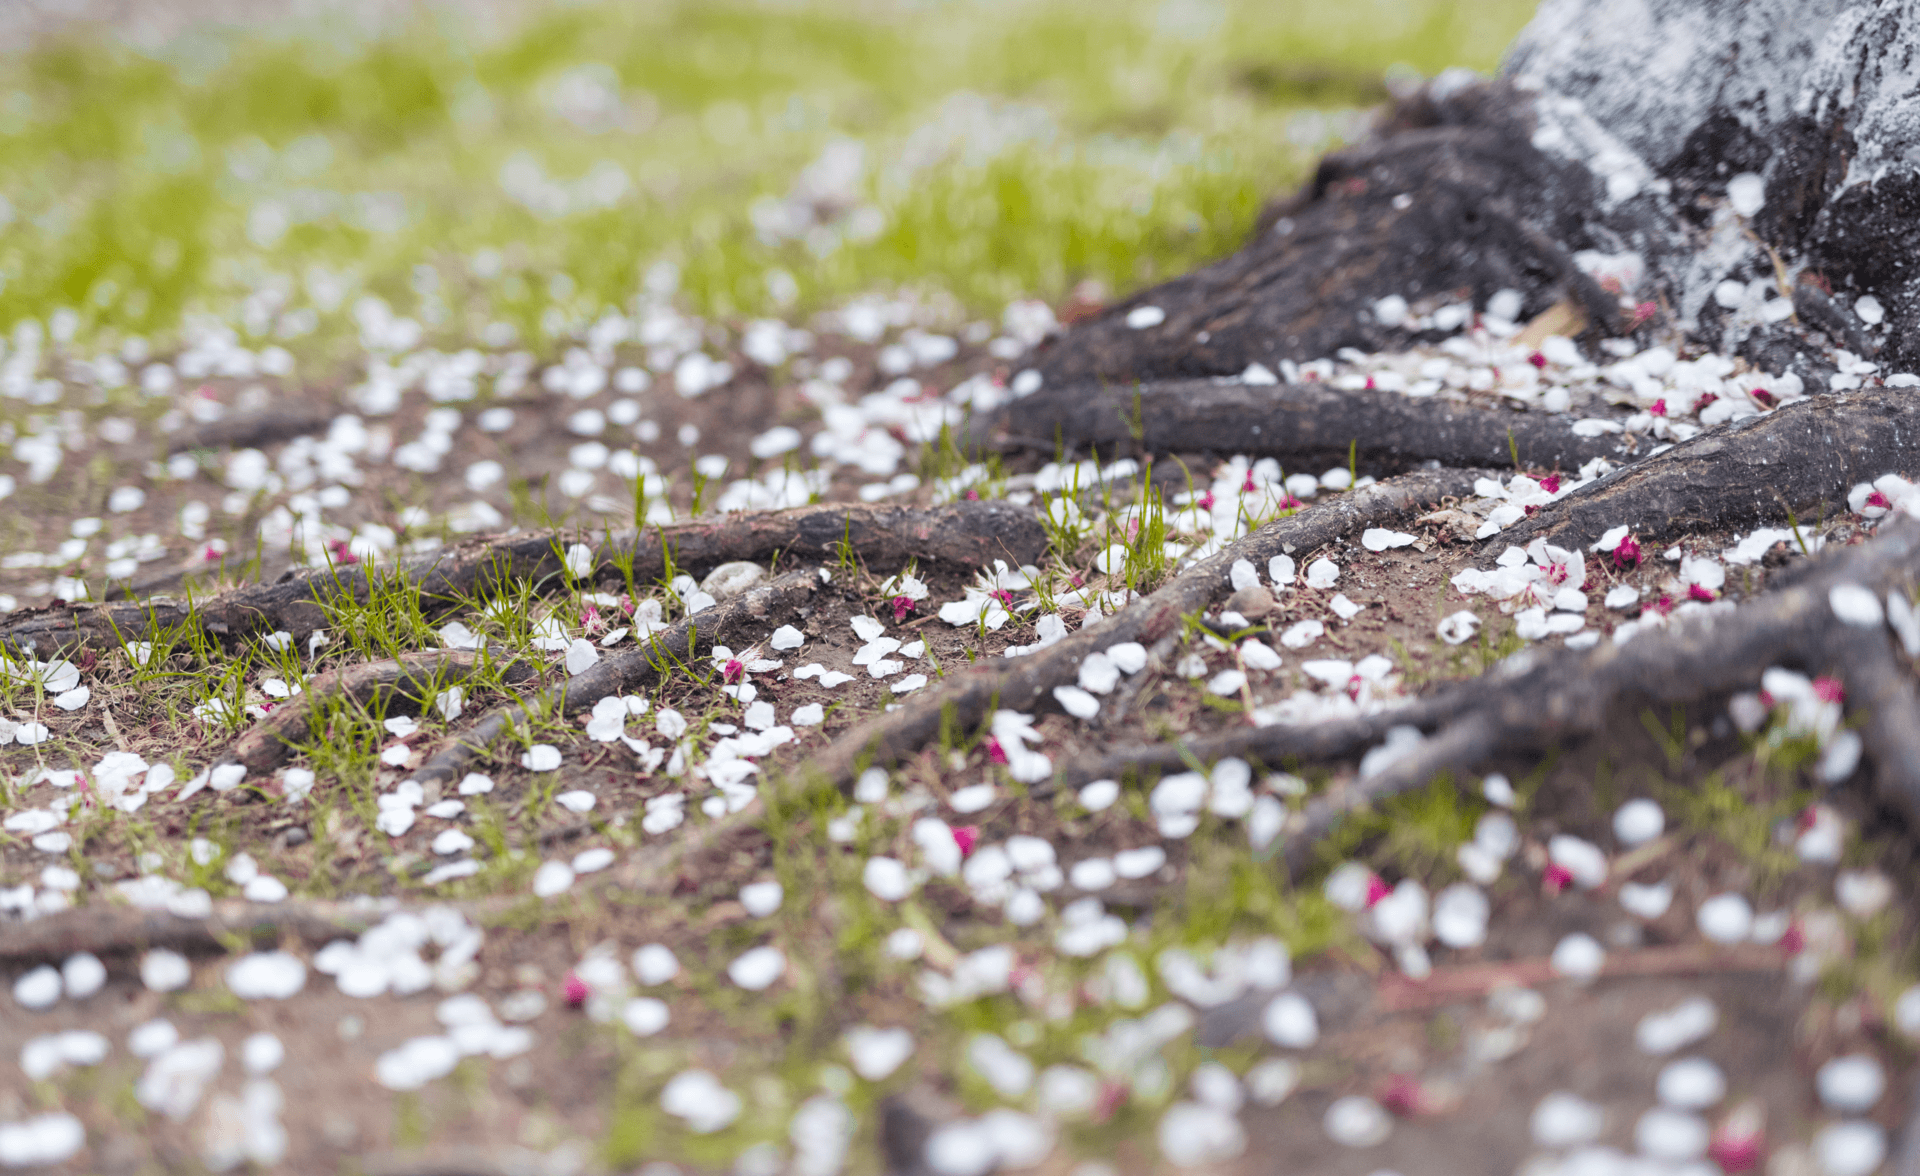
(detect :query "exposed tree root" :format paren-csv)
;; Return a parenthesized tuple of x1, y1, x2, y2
(1894, 1089, 1920, 1176)
(0, 899, 388, 964)
(358, 1148, 555, 1176)
(1373, 943, 1789, 1013)
(793, 468, 1484, 791)
(979, 377, 1641, 472)
(1067, 519, 1920, 874)
(1497, 385, 1920, 552)
(0, 783, 765, 964)
(167, 407, 336, 455)
(987, 378, 1920, 563)
(1020, 85, 1636, 388)
(0, 500, 1043, 657)
(216, 651, 538, 775)
(405, 569, 822, 792)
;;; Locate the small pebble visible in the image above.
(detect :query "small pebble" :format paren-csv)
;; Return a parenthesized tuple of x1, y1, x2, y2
(1835, 870, 1893, 919)
(1894, 985, 1920, 1038)
(1636, 996, 1718, 1055)
(728, 945, 786, 991)
(740, 881, 783, 917)
(140, 950, 192, 993)
(844, 1025, 915, 1081)
(1619, 881, 1674, 920)
(1245, 1058, 1299, 1107)
(1547, 835, 1608, 889)
(243, 1033, 285, 1074)
(621, 997, 671, 1037)
(128, 1020, 179, 1058)
(60, 952, 107, 1000)
(632, 944, 680, 986)
(1432, 884, 1489, 949)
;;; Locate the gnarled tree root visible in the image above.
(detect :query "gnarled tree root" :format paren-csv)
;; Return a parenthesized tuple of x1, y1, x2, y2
(794, 467, 1485, 791)
(216, 651, 537, 776)
(0, 777, 762, 965)
(1374, 943, 1789, 1013)
(0, 499, 1044, 658)
(405, 569, 822, 792)
(168, 408, 337, 455)
(992, 379, 1920, 558)
(1496, 385, 1920, 552)
(980, 377, 1642, 472)
(1068, 519, 1920, 874)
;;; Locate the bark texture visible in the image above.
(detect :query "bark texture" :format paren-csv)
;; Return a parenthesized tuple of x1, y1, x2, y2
(1499, 384, 1920, 551)
(982, 376, 1642, 471)
(0, 500, 1044, 657)
(798, 468, 1483, 790)
(1062, 518, 1920, 875)
(1012, 0, 1920, 395)
(217, 651, 538, 775)
(406, 569, 821, 792)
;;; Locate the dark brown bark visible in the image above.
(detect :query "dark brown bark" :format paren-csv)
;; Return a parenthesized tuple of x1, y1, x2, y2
(1497, 385, 1920, 552)
(1018, 0, 1920, 391)
(1, 781, 760, 964)
(216, 651, 538, 775)
(980, 377, 1641, 472)
(406, 569, 821, 792)
(167, 408, 336, 455)
(1019, 87, 1630, 390)
(1062, 518, 1920, 874)
(795, 467, 1485, 791)
(0, 500, 1044, 657)
(0, 900, 385, 964)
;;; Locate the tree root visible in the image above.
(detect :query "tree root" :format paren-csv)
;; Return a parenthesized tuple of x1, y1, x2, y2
(1018, 84, 1632, 387)
(0, 778, 766, 965)
(793, 467, 1484, 791)
(358, 1148, 555, 1176)
(405, 569, 822, 792)
(0, 899, 389, 964)
(0, 499, 1043, 657)
(979, 377, 1642, 472)
(1067, 519, 1920, 874)
(1497, 385, 1920, 552)
(217, 651, 538, 776)
(1373, 943, 1789, 1013)
(988, 377, 1920, 563)
(167, 407, 336, 455)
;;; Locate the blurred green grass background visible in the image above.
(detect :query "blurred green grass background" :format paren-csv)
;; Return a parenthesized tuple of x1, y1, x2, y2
(0, 0, 1537, 350)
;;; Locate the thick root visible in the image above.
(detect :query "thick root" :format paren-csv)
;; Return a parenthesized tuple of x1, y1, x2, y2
(982, 377, 1641, 472)
(217, 651, 537, 775)
(406, 569, 822, 792)
(1069, 519, 1920, 873)
(795, 467, 1484, 791)
(0, 500, 1042, 657)
(1499, 386, 1920, 552)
